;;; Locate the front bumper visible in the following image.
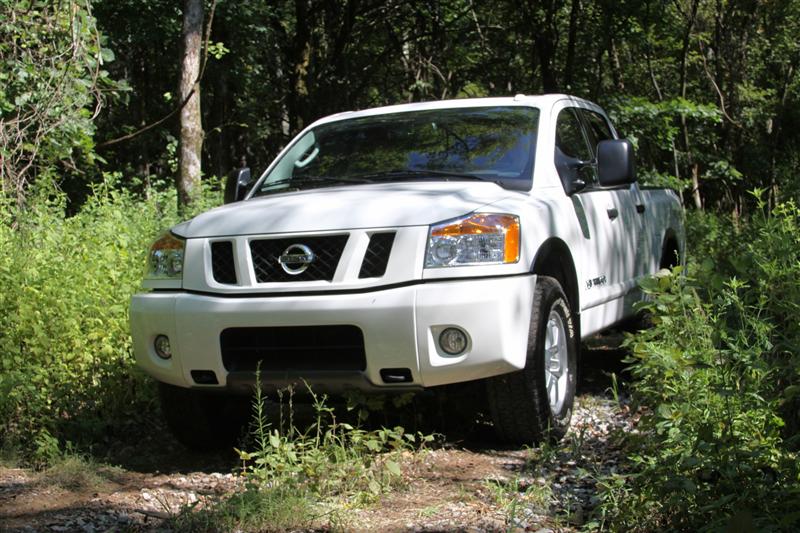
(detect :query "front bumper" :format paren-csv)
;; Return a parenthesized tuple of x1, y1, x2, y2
(130, 275, 536, 392)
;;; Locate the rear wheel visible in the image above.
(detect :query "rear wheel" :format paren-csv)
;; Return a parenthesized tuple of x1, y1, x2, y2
(159, 383, 250, 451)
(660, 239, 680, 270)
(486, 276, 577, 444)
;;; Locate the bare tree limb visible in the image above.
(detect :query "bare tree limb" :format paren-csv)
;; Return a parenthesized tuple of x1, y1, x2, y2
(698, 41, 741, 127)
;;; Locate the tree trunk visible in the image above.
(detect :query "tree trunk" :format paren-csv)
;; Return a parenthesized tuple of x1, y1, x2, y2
(678, 0, 702, 210)
(287, 0, 312, 133)
(521, 0, 559, 93)
(564, 0, 581, 90)
(537, 33, 558, 92)
(177, 0, 204, 210)
(609, 37, 624, 92)
(537, 0, 559, 93)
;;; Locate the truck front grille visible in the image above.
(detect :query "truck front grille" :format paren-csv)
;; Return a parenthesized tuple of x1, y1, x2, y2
(211, 241, 237, 284)
(359, 232, 395, 278)
(220, 326, 366, 372)
(250, 235, 349, 283)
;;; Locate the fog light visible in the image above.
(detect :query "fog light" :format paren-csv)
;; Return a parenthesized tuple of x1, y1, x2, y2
(154, 335, 172, 359)
(439, 327, 468, 356)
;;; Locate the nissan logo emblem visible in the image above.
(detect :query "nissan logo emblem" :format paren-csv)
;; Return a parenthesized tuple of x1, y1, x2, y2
(278, 243, 316, 275)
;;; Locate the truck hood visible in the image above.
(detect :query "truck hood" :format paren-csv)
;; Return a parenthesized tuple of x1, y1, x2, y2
(172, 181, 513, 238)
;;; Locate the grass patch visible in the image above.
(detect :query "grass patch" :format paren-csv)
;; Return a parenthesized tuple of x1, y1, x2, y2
(0, 179, 223, 460)
(171, 487, 317, 533)
(417, 504, 441, 518)
(484, 476, 553, 527)
(37, 454, 125, 492)
(38, 455, 104, 491)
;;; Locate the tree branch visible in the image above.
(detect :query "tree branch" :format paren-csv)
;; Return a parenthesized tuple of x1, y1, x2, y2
(698, 41, 740, 127)
(96, 0, 218, 148)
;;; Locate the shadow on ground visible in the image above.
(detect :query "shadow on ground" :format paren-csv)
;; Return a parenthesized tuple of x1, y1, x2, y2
(578, 330, 630, 394)
(93, 332, 631, 474)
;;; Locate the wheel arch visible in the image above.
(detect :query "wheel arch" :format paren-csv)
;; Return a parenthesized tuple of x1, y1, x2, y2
(530, 238, 580, 315)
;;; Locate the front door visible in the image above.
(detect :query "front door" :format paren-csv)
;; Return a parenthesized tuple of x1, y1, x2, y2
(579, 108, 649, 285)
(554, 106, 628, 312)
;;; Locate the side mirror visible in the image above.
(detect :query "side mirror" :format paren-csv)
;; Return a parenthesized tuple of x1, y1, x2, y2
(597, 139, 635, 187)
(224, 167, 253, 204)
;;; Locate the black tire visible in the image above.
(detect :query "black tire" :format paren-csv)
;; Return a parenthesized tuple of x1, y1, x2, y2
(486, 276, 578, 444)
(159, 383, 250, 451)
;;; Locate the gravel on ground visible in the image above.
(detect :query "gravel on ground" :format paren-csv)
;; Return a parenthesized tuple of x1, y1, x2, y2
(0, 334, 634, 532)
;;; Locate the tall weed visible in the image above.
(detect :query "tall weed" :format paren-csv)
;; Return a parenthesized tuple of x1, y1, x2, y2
(170, 376, 436, 531)
(0, 176, 222, 458)
(238, 377, 433, 500)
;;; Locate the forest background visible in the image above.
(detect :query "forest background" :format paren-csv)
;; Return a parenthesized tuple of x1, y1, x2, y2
(1, 0, 799, 530)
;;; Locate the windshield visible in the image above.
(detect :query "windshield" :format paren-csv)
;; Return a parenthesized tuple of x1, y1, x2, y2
(253, 105, 539, 196)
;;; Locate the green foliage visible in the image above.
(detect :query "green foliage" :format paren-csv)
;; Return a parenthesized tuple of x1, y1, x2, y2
(0, 177, 220, 456)
(595, 204, 800, 530)
(238, 377, 432, 500)
(607, 96, 722, 192)
(84, 0, 800, 215)
(0, 0, 122, 202)
(484, 476, 553, 527)
(0, 0, 797, 215)
(170, 375, 435, 530)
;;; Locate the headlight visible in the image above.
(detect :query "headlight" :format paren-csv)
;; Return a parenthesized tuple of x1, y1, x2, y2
(146, 232, 185, 279)
(425, 213, 520, 268)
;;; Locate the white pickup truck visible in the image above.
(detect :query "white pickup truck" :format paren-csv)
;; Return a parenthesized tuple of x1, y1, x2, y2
(130, 94, 684, 449)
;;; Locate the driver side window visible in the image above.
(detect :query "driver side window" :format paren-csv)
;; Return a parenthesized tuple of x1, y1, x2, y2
(556, 108, 592, 160)
(555, 107, 595, 187)
(581, 110, 614, 158)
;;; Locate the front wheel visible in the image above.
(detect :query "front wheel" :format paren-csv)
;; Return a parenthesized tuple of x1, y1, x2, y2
(486, 276, 578, 444)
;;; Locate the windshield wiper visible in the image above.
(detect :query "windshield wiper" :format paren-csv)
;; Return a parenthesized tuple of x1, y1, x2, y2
(348, 169, 498, 183)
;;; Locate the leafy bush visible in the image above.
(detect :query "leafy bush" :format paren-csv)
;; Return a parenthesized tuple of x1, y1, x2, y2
(0, 177, 221, 459)
(596, 202, 800, 530)
(606, 96, 723, 192)
(0, 0, 122, 203)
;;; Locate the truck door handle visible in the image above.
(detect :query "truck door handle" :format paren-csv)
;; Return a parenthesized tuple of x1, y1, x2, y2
(636, 204, 646, 214)
(606, 208, 619, 220)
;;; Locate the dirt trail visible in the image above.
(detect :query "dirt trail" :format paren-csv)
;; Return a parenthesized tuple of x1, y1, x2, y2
(0, 334, 633, 532)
